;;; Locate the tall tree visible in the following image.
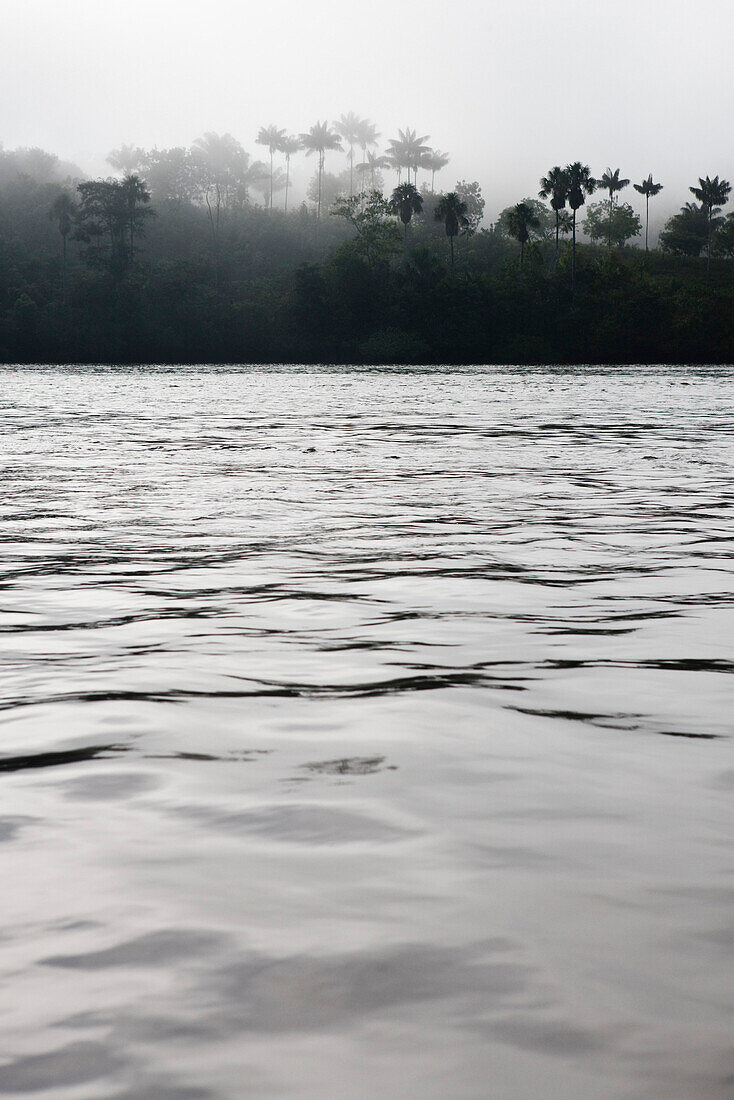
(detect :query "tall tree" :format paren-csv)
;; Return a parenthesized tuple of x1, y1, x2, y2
(278, 135, 302, 213)
(256, 125, 286, 212)
(120, 174, 153, 258)
(106, 144, 146, 175)
(49, 191, 75, 277)
(565, 162, 596, 296)
(300, 122, 343, 220)
(539, 166, 569, 261)
(356, 151, 391, 191)
(389, 182, 423, 243)
(599, 168, 630, 247)
(387, 129, 431, 187)
(355, 119, 380, 175)
(421, 150, 450, 192)
(689, 175, 732, 272)
(191, 132, 251, 242)
(435, 192, 469, 269)
(633, 174, 664, 252)
(505, 202, 541, 265)
(334, 113, 363, 194)
(75, 177, 151, 278)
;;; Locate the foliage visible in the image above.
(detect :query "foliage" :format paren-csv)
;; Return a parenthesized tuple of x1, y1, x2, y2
(2, 139, 734, 367)
(389, 183, 424, 236)
(330, 191, 401, 266)
(659, 202, 711, 256)
(502, 202, 542, 264)
(583, 201, 641, 247)
(455, 181, 485, 233)
(498, 199, 551, 241)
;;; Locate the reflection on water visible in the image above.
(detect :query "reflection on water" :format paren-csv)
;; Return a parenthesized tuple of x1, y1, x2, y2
(0, 365, 733, 1099)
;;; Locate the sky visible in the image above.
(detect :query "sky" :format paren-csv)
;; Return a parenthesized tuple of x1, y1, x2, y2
(3, 0, 734, 224)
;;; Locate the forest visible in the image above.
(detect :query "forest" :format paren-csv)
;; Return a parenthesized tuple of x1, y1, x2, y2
(1, 120, 733, 365)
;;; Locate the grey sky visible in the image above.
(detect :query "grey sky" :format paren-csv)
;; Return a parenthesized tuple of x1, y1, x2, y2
(4, 0, 733, 223)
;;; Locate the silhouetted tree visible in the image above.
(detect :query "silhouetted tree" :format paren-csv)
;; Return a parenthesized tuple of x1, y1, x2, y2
(455, 181, 485, 233)
(331, 190, 401, 267)
(121, 174, 153, 257)
(583, 200, 640, 247)
(565, 162, 596, 295)
(256, 125, 286, 211)
(357, 152, 390, 191)
(539, 166, 569, 260)
(334, 113, 365, 194)
(505, 202, 541, 264)
(421, 151, 450, 192)
(435, 192, 469, 269)
(599, 168, 630, 246)
(660, 202, 712, 257)
(390, 183, 423, 242)
(387, 129, 431, 187)
(689, 175, 732, 272)
(633, 174, 664, 252)
(75, 177, 151, 278)
(279, 135, 302, 213)
(49, 191, 75, 275)
(300, 122, 343, 220)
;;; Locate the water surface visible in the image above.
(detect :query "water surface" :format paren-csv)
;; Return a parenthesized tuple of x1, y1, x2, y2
(0, 365, 733, 1099)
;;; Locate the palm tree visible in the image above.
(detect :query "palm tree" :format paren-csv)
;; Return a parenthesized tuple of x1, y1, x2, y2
(334, 112, 363, 194)
(387, 129, 431, 187)
(539, 166, 569, 261)
(565, 162, 597, 296)
(505, 202, 541, 266)
(300, 121, 343, 220)
(356, 151, 391, 191)
(435, 192, 469, 269)
(106, 144, 145, 175)
(256, 125, 286, 212)
(599, 168, 630, 247)
(633, 174, 664, 252)
(421, 150, 450, 192)
(278, 135, 302, 213)
(355, 119, 380, 175)
(120, 174, 152, 258)
(49, 192, 75, 277)
(689, 175, 732, 272)
(389, 183, 423, 243)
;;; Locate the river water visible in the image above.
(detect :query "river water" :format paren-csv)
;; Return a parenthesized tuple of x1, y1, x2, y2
(0, 365, 732, 1099)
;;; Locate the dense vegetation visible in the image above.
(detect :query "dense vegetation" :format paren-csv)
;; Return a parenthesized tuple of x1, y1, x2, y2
(1, 133, 733, 365)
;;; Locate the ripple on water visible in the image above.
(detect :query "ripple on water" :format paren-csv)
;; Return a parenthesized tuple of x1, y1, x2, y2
(0, 365, 732, 1098)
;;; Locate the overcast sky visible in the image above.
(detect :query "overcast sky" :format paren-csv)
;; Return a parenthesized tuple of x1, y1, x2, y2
(4, 0, 734, 222)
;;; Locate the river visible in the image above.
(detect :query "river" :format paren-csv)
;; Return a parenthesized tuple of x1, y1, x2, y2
(0, 365, 732, 1098)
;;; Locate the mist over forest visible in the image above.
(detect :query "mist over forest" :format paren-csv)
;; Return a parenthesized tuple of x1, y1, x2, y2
(3, 0, 734, 364)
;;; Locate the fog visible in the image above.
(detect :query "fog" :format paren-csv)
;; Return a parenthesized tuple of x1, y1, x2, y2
(4, 0, 734, 225)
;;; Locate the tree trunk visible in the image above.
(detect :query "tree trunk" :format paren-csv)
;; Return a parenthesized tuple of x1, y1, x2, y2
(645, 194, 649, 252)
(450, 234, 454, 270)
(707, 206, 712, 275)
(572, 209, 577, 299)
(555, 210, 560, 262)
(317, 152, 323, 221)
(270, 150, 274, 213)
(609, 191, 613, 247)
(285, 157, 290, 213)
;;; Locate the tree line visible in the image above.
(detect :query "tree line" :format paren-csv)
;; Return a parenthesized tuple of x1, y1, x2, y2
(1, 135, 733, 366)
